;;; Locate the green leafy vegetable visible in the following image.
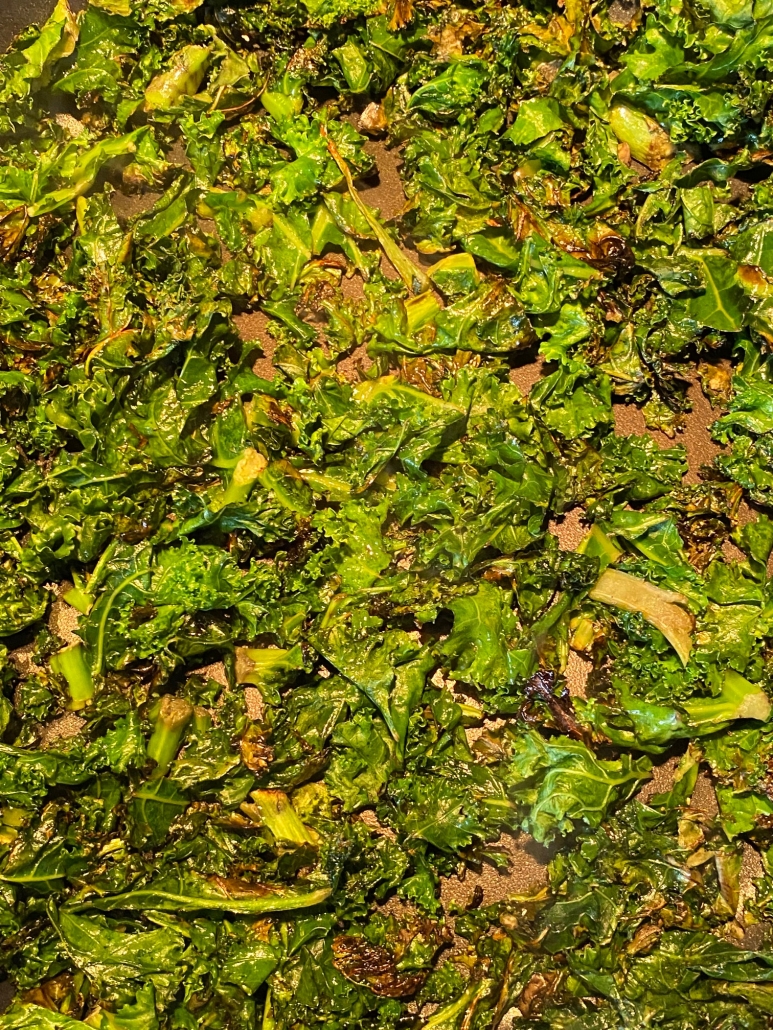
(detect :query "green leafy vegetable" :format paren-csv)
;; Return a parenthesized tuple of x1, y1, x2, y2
(1, 0, 773, 1026)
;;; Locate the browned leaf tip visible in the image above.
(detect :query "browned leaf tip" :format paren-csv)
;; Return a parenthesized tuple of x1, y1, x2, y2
(523, 669, 588, 742)
(331, 936, 426, 998)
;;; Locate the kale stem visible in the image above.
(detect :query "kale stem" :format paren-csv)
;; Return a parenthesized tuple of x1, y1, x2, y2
(83, 538, 119, 597)
(261, 987, 276, 1030)
(50, 644, 94, 711)
(192, 706, 212, 734)
(423, 984, 484, 1028)
(320, 124, 428, 295)
(147, 696, 194, 774)
(62, 573, 91, 615)
(241, 789, 316, 845)
(94, 567, 148, 673)
(219, 447, 267, 508)
(64, 540, 121, 616)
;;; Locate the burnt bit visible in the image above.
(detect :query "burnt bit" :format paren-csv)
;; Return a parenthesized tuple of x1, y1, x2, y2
(587, 231, 635, 275)
(670, 480, 741, 571)
(209, 874, 272, 897)
(521, 670, 588, 741)
(240, 724, 274, 774)
(399, 351, 479, 394)
(264, 398, 294, 427)
(331, 936, 426, 998)
(22, 973, 82, 1016)
(117, 517, 156, 544)
(390, 0, 415, 30)
(517, 971, 562, 1018)
(550, 225, 634, 277)
(128, 604, 157, 628)
(467, 884, 484, 909)
(277, 521, 312, 567)
(697, 360, 734, 408)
